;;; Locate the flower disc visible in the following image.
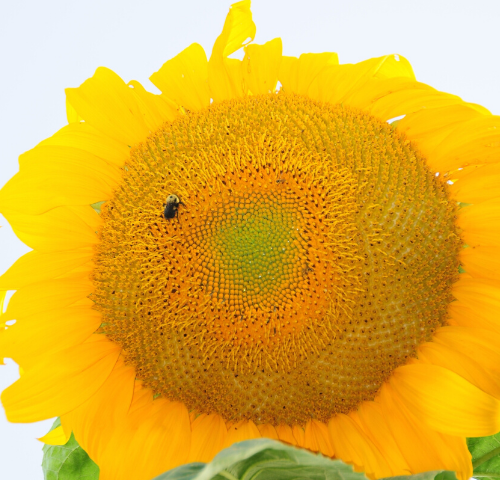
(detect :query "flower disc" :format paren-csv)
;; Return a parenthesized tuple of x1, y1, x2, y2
(92, 93, 461, 424)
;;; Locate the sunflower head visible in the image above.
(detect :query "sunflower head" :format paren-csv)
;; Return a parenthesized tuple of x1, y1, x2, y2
(1, 2, 500, 480)
(91, 91, 462, 428)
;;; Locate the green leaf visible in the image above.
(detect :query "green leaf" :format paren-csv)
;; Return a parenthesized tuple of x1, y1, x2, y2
(382, 473, 454, 480)
(157, 463, 205, 480)
(42, 418, 100, 480)
(468, 434, 500, 480)
(154, 438, 453, 480)
(433, 472, 458, 480)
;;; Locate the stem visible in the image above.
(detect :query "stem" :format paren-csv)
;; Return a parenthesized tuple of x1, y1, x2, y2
(473, 446, 500, 469)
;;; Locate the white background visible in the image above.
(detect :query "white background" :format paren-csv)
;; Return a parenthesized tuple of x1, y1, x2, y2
(1, 0, 499, 478)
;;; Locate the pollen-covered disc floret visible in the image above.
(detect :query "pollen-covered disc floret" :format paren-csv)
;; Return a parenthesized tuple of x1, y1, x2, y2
(92, 93, 461, 425)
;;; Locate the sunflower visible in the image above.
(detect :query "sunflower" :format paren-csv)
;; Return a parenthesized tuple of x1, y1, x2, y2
(1, 1, 500, 479)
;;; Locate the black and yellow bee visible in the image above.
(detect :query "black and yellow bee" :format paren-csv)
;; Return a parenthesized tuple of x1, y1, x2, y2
(163, 194, 182, 220)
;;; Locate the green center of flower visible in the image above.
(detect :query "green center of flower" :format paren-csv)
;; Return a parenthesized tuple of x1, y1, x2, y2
(92, 93, 461, 425)
(188, 191, 308, 312)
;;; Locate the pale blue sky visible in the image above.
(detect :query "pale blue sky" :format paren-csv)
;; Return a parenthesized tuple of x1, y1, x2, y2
(1, 0, 499, 478)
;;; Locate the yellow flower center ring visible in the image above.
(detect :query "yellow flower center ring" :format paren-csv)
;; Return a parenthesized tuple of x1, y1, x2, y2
(93, 94, 460, 424)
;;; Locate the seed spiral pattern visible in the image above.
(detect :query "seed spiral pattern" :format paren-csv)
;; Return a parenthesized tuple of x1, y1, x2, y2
(188, 191, 308, 313)
(92, 93, 461, 424)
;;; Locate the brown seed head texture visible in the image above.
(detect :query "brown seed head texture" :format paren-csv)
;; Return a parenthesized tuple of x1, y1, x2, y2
(92, 93, 461, 425)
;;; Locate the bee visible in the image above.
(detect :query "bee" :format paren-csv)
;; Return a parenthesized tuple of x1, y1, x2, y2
(163, 194, 182, 220)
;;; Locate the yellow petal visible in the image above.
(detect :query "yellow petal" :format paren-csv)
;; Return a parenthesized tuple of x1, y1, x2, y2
(208, 0, 256, 102)
(368, 86, 461, 123)
(328, 413, 392, 478)
(353, 402, 410, 476)
(450, 163, 500, 205)
(38, 425, 71, 446)
(66, 67, 150, 146)
(99, 399, 191, 480)
(418, 341, 500, 399)
(4, 273, 93, 321)
(307, 54, 413, 107)
(127, 81, 178, 130)
(457, 198, 500, 247)
(256, 422, 279, 440)
(0, 290, 6, 365)
(390, 363, 500, 436)
(434, 326, 500, 378)
(0, 171, 107, 216)
(0, 248, 93, 290)
(435, 435, 472, 480)
(243, 38, 282, 95)
(275, 424, 297, 445)
(4, 208, 99, 256)
(63, 359, 136, 464)
(189, 413, 227, 463)
(0, 145, 121, 215)
(452, 277, 500, 329)
(41, 121, 130, 167)
(396, 104, 484, 166)
(18, 143, 121, 184)
(0, 290, 5, 311)
(448, 302, 500, 331)
(222, 419, 260, 448)
(292, 424, 305, 446)
(372, 54, 415, 80)
(66, 97, 83, 124)
(304, 419, 334, 457)
(430, 115, 500, 172)
(150, 43, 210, 112)
(153, 401, 191, 471)
(126, 382, 154, 420)
(2, 335, 121, 422)
(279, 52, 338, 95)
(1, 304, 100, 366)
(377, 384, 471, 476)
